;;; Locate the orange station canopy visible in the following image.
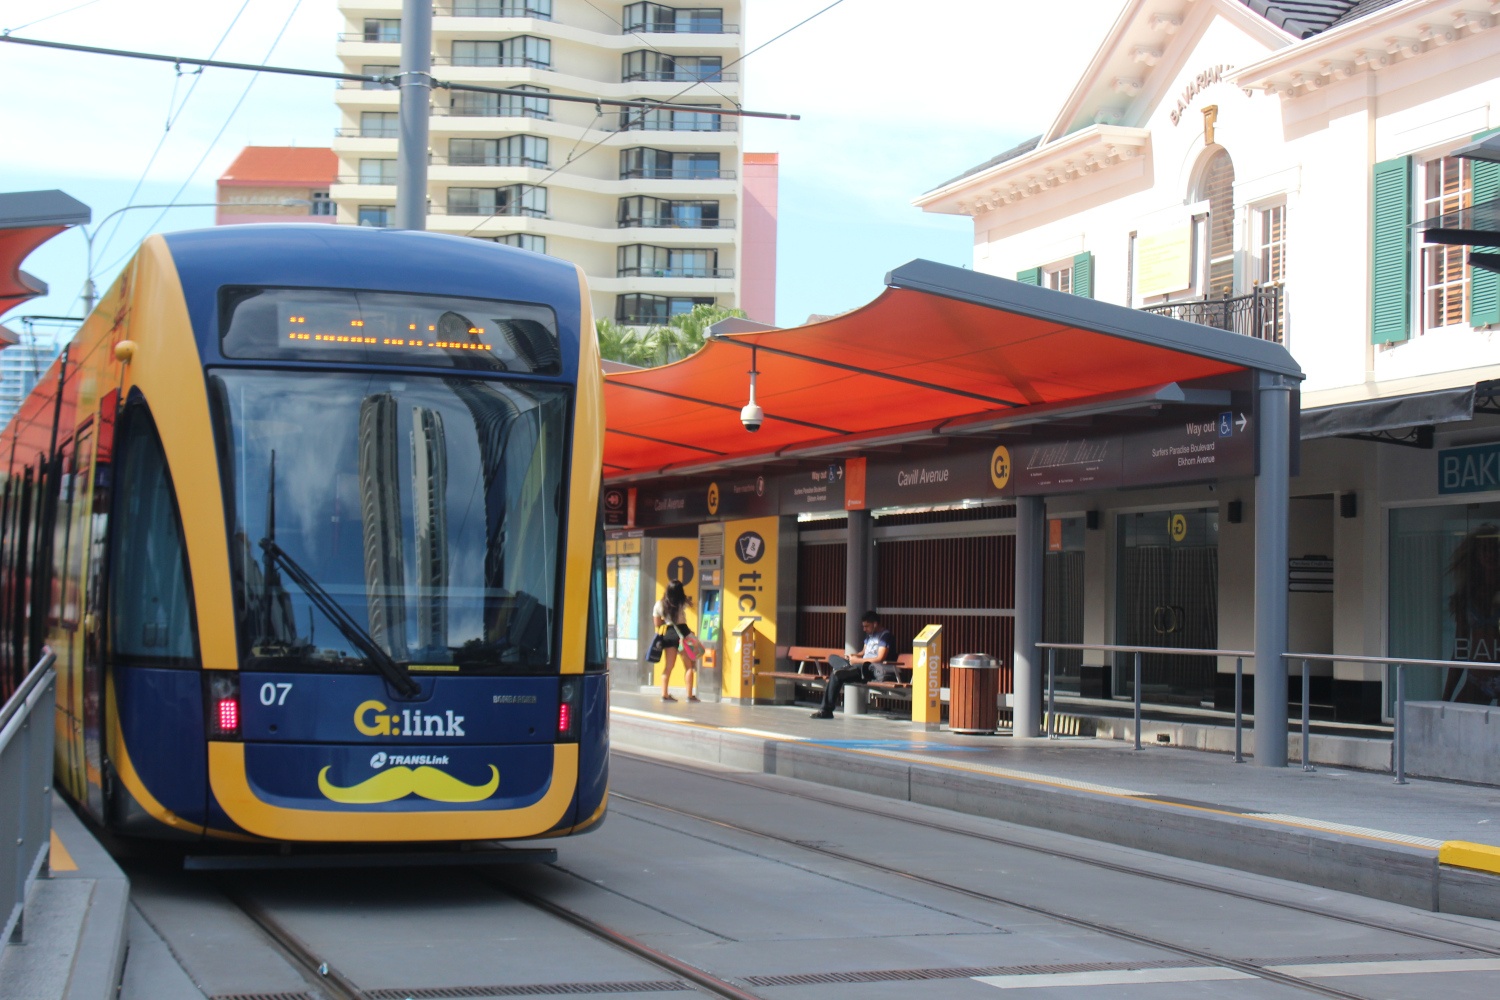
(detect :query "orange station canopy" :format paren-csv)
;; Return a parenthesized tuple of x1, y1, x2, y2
(0, 190, 90, 317)
(602, 260, 1302, 482)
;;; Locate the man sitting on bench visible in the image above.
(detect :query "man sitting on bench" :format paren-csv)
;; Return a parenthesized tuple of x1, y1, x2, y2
(810, 610, 896, 719)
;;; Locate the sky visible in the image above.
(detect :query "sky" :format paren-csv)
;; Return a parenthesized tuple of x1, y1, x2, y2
(1, 0, 1122, 334)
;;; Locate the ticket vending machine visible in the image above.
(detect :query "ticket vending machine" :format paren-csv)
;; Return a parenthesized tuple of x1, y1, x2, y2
(696, 524, 724, 701)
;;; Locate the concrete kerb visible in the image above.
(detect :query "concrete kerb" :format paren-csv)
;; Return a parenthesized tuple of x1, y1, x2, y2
(611, 712, 1500, 920)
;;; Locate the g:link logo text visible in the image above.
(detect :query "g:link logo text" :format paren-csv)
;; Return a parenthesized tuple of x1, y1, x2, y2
(354, 699, 466, 737)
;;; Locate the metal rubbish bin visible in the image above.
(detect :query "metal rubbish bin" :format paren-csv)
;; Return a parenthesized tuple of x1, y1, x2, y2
(949, 653, 999, 734)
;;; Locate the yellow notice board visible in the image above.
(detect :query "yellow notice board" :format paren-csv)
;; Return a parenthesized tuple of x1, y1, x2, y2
(1135, 226, 1192, 300)
(652, 539, 698, 690)
(723, 516, 779, 701)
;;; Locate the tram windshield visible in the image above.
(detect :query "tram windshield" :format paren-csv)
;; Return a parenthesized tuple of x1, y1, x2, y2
(210, 369, 569, 675)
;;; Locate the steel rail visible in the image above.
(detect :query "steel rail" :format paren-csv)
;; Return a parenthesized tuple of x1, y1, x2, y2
(220, 884, 369, 1000)
(474, 871, 769, 1000)
(613, 753, 1500, 963)
(609, 789, 1377, 1000)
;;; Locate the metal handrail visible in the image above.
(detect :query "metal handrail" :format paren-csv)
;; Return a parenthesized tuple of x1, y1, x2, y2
(621, 169, 735, 181)
(622, 72, 739, 83)
(1285, 652, 1500, 785)
(1036, 642, 1253, 752)
(2, 650, 57, 949)
(622, 22, 739, 34)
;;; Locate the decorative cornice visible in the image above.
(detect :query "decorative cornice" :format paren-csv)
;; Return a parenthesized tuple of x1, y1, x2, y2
(1239, 0, 1499, 99)
(914, 126, 1151, 217)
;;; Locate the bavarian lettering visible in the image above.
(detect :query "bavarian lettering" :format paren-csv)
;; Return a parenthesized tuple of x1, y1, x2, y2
(1170, 64, 1232, 125)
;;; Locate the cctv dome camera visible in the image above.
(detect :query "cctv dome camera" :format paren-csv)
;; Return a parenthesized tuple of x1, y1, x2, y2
(740, 401, 764, 432)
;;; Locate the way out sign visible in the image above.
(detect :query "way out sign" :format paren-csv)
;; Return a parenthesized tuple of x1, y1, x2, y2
(1439, 443, 1500, 495)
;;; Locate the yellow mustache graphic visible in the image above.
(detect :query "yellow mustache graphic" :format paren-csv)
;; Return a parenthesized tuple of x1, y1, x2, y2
(317, 765, 499, 804)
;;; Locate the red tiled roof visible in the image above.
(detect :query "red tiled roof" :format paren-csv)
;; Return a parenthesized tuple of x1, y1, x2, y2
(219, 147, 338, 185)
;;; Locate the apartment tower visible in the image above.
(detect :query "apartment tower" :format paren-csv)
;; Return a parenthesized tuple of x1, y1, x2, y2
(331, 1, 748, 327)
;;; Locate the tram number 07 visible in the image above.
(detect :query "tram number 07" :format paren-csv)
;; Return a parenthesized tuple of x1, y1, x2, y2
(259, 682, 293, 706)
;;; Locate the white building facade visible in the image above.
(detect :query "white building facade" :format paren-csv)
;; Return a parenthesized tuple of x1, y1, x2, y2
(918, 0, 1500, 723)
(330, 0, 745, 326)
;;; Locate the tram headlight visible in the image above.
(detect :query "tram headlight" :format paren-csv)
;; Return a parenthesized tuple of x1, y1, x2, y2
(205, 673, 242, 740)
(557, 678, 581, 742)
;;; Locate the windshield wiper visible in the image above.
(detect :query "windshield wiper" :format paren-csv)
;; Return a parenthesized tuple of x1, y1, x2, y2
(260, 451, 418, 697)
(259, 537, 420, 698)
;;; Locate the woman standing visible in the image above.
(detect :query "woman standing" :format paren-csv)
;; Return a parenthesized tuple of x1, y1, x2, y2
(654, 580, 698, 702)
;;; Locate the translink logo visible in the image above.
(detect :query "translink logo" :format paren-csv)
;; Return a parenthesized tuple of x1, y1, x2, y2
(354, 699, 465, 737)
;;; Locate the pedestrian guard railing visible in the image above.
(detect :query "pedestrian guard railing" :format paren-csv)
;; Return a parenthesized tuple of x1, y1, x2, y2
(1, 650, 55, 949)
(1036, 642, 1500, 785)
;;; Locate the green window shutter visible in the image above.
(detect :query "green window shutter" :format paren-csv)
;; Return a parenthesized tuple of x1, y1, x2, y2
(1471, 129, 1500, 328)
(1072, 251, 1094, 298)
(1016, 267, 1041, 286)
(1371, 156, 1412, 345)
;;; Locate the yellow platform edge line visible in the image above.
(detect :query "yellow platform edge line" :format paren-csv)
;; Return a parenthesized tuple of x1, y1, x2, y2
(1440, 841, 1500, 875)
(50, 830, 78, 872)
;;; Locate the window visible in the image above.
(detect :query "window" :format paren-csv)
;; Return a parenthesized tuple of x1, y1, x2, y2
(109, 405, 196, 664)
(1256, 203, 1287, 342)
(451, 0, 552, 16)
(1016, 252, 1093, 298)
(363, 18, 400, 42)
(1044, 264, 1072, 294)
(310, 191, 335, 216)
(1420, 154, 1472, 332)
(360, 111, 398, 138)
(1196, 148, 1236, 297)
(616, 294, 714, 324)
(622, 3, 724, 33)
(496, 233, 547, 254)
(617, 245, 719, 278)
(619, 148, 720, 179)
(447, 185, 547, 217)
(622, 51, 722, 82)
(622, 105, 723, 132)
(449, 136, 548, 168)
(452, 36, 550, 68)
(359, 159, 397, 185)
(617, 196, 721, 228)
(361, 63, 397, 90)
(358, 205, 392, 227)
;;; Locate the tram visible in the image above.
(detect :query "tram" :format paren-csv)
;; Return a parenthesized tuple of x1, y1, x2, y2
(0, 225, 608, 846)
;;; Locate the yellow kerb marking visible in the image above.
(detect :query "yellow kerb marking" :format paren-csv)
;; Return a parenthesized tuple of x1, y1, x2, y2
(50, 831, 78, 872)
(1440, 840, 1500, 874)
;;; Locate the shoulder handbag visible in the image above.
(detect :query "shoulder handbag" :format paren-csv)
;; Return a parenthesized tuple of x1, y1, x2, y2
(676, 623, 706, 664)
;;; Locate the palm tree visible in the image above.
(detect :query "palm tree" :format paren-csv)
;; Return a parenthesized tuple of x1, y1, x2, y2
(595, 304, 747, 368)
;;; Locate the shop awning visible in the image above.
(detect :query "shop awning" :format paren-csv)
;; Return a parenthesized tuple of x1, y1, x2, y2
(0, 190, 91, 317)
(1300, 385, 1478, 441)
(603, 260, 1302, 480)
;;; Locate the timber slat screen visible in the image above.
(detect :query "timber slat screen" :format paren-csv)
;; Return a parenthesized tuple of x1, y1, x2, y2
(796, 539, 846, 648)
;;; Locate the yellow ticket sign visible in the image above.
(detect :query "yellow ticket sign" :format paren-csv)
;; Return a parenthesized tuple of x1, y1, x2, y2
(911, 623, 944, 729)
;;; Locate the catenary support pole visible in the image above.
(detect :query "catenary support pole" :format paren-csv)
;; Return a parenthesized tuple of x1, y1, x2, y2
(845, 509, 871, 655)
(1253, 373, 1294, 767)
(395, 0, 433, 231)
(1012, 495, 1045, 738)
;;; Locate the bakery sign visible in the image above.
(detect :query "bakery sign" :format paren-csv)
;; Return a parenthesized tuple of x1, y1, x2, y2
(1169, 64, 1233, 125)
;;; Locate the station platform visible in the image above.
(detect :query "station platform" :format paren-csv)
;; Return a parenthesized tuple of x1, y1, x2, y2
(0, 796, 128, 1000)
(609, 688, 1500, 921)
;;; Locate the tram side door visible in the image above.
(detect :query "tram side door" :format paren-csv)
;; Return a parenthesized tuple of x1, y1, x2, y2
(79, 398, 115, 817)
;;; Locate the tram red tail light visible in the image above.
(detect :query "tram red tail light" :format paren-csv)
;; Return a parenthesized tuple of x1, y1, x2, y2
(557, 678, 581, 742)
(205, 673, 242, 740)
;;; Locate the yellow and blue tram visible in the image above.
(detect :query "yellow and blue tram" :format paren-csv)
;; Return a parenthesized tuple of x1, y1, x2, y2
(0, 225, 608, 845)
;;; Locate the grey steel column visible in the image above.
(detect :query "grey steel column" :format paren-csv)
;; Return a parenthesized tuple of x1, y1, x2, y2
(1253, 373, 1294, 767)
(395, 0, 433, 231)
(845, 508, 871, 654)
(1013, 495, 1045, 737)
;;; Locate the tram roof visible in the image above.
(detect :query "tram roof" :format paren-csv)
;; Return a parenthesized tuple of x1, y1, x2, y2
(602, 259, 1303, 482)
(0, 190, 90, 318)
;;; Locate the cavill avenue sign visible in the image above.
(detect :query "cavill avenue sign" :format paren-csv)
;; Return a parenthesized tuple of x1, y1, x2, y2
(1438, 442, 1500, 495)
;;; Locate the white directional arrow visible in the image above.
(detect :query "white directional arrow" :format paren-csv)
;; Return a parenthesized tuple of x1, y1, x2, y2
(1236, 413, 1248, 432)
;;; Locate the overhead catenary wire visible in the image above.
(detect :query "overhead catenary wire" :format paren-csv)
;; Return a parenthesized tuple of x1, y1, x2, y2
(0, 0, 105, 36)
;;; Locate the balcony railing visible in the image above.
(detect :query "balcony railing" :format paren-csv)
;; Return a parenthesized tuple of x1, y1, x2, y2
(618, 217, 734, 229)
(622, 22, 738, 34)
(620, 168, 735, 180)
(622, 71, 738, 83)
(431, 154, 549, 168)
(433, 204, 549, 218)
(338, 175, 397, 185)
(1138, 284, 1284, 344)
(432, 104, 551, 120)
(619, 116, 737, 132)
(618, 267, 734, 279)
(435, 3, 553, 17)
(335, 127, 399, 138)
(338, 32, 400, 43)
(433, 55, 551, 69)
